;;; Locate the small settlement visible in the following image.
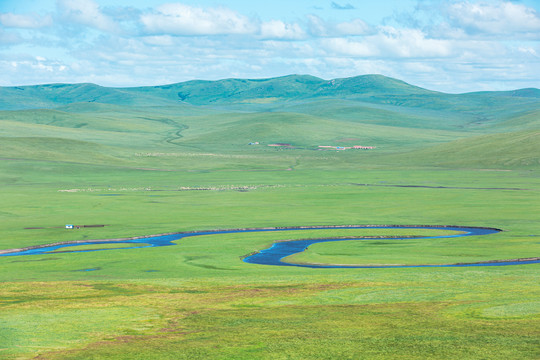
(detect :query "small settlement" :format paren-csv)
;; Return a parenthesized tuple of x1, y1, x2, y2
(268, 143, 292, 147)
(248, 142, 376, 150)
(318, 145, 376, 150)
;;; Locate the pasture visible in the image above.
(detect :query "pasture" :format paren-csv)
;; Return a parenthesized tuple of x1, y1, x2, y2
(0, 75, 539, 359)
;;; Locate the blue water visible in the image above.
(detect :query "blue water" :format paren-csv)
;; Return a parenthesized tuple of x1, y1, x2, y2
(1, 225, 538, 268)
(241, 226, 540, 268)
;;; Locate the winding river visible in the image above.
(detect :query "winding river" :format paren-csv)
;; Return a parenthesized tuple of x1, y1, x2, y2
(1, 225, 539, 268)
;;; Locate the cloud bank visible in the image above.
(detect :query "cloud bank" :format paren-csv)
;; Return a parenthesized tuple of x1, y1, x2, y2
(0, 0, 539, 92)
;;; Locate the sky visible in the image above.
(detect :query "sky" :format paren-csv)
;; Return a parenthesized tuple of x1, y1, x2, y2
(0, 0, 539, 93)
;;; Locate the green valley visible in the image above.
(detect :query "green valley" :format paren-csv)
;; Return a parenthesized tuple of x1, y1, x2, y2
(0, 75, 538, 359)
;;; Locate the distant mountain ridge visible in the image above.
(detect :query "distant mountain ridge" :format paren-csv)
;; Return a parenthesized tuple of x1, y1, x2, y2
(1, 74, 538, 111)
(1, 74, 539, 170)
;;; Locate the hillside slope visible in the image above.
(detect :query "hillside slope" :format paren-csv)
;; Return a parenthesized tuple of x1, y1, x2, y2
(3, 74, 538, 110)
(1, 74, 538, 170)
(383, 130, 540, 169)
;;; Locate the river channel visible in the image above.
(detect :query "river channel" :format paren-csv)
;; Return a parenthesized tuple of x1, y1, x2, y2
(1, 225, 539, 268)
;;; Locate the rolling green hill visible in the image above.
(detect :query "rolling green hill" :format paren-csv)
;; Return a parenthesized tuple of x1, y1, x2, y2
(383, 129, 540, 169)
(0, 74, 538, 169)
(3, 74, 538, 110)
(0, 83, 182, 110)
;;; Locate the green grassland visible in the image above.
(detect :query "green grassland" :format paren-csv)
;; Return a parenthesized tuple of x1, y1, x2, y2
(48, 243, 149, 253)
(0, 75, 539, 359)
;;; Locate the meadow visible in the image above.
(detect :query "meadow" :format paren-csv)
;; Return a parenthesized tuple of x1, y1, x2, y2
(0, 75, 539, 359)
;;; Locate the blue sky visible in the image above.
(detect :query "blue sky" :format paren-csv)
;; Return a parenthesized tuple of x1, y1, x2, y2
(1, 0, 539, 92)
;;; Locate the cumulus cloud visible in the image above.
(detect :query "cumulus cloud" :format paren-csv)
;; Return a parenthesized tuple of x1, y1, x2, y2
(57, 0, 119, 33)
(322, 38, 376, 57)
(447, 1, 540, 36)
(308, 15, 372, 36)
(2, 56, 69, 83)
(1, 0, 539, 92)
(307, 15, 329, 37)
(260, 20, 306, 40)
(262, 41, 317, 58)
(335, 19, 371, 35)
(374, 26, 453, 58)
(0, 13, 53, 28)
(517, 47, 537, 57)
(321, 26, 453, 59)
(140, 3, 256, 36)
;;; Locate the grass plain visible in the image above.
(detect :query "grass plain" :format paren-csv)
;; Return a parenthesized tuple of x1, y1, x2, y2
(0, 75, 539, 359)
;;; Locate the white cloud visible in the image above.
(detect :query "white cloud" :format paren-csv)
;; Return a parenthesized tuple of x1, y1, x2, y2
(321, 27, 452, 59)
(57, 0, 119, 33)
(0, 13, 53, 28)
(518, 47, 537, 57)
(260, 20, 306, 40)
(308, 15, 371, 37)
(1, 57, 70, 83)
(307, 15, 329, 37)
(335, 19, 371, 36)
(374, 27, 452, 58)
(141, 3, 256, 36)
(262, 41, 317, 57)
(322, 38, 376, 57)
(0, 1, 539, 92)
(447, 1, 540, 36)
